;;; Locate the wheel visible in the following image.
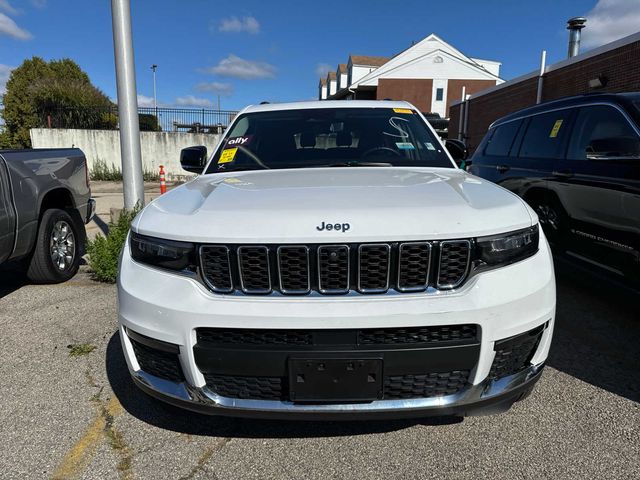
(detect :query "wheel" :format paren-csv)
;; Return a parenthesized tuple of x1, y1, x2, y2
(528, 196, 567, 248)
(26, 208, 81, 284)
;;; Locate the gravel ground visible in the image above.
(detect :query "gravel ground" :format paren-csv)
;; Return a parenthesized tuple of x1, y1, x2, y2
(0, 261, 638, 480)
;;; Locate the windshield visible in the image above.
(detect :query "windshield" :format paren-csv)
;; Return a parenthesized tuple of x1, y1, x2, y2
(204, 107, 453, 174)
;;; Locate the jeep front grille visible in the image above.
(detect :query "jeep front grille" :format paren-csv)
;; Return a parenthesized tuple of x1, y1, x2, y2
(199, 241, 472, 296)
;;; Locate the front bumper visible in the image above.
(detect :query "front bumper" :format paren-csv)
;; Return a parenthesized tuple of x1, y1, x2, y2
(117, 233, 556, 418)
(128, 353, 545, 419)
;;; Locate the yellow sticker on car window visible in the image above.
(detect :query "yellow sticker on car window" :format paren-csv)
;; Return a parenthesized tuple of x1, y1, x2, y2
(393, 108, 414, 114)
(218, 147, 237, 164)
(549, 120, 563, 138)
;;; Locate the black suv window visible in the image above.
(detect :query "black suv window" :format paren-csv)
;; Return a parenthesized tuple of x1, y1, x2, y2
(519, 110, 572, 159)
(484, 120, 521, 156)
(567, 105, 640, 160)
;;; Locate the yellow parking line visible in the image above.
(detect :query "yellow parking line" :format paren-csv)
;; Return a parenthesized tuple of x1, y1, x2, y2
(50, 396, 124, 480)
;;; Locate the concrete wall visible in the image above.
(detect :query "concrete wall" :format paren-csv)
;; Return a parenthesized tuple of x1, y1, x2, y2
(30, 128, 222, 180)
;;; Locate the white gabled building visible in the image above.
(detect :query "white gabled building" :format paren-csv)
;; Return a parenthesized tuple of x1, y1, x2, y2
(318, 78, 327, 100)
(337, 63, 348, 90)
(318, 34, 503, 117)
(326, 71, 337, 96)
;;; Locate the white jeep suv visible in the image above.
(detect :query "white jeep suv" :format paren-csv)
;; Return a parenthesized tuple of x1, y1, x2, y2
(117, 101, 555, 419)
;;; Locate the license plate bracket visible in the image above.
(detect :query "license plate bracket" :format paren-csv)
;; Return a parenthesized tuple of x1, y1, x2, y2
(288, 357, 382, 402)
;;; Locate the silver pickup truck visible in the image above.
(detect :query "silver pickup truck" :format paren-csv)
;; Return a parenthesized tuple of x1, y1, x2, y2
(0, 148, 95, 283)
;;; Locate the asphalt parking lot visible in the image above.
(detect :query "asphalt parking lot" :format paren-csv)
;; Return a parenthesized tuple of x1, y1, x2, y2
(0, 260, 638, 480)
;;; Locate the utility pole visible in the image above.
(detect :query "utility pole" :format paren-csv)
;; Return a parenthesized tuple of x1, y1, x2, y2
(111, 0, 144, 209)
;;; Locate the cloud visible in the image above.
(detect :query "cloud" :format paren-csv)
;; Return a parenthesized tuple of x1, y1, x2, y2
(0, 64, 15, 95)
(137, 94, 156, 108)
(175, 95, 214, 107)
(0, 12, 31, 39)
(315, 63, 333, 77)
(218, 16, 260, 34)
(31, 0, 46, 7)
(0, 1, 19, 15)
(582, 0, 640, 49)
(194, 81, 234, 97)
(199, 54, 276, 79)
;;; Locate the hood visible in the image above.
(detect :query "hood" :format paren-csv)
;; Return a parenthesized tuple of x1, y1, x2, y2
(133, 167, 533, 243)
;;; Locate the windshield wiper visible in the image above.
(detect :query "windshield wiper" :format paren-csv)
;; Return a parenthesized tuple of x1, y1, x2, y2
(326, 161, 393, 167)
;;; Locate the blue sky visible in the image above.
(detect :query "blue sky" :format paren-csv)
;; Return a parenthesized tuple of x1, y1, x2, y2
(1, 0, 639, 111)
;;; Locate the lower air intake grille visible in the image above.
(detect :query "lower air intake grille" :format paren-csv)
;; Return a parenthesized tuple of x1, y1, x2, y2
(383, 370, 470, 399)
(203, 372, 471, 401)
(197, 325, 478, 347)
(358, 325, 478, 345)
(489, 325, 545, 380)
(205, 374, 283, 400)
(197, 328, 313, 346)
(130, 339, 184, 382)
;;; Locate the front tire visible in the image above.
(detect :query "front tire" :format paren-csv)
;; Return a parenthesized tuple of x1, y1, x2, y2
(528, 197, 567, 249)
(26, 208, 81, 284)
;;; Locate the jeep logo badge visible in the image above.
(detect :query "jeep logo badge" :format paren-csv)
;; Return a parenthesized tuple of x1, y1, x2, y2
(316, 221, 350, 232)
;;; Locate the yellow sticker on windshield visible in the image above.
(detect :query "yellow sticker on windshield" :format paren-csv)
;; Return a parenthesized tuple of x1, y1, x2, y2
(218, 147, 237, 164)
(393, 108, 414, 114)
(549, 119, 563, 138)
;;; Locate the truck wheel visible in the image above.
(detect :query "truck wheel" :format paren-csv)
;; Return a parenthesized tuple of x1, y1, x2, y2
(26, 208, 81, 284)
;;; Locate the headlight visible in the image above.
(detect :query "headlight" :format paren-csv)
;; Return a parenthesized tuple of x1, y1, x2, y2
(130, 232, 197, 271)
(476, 225, 539, 267)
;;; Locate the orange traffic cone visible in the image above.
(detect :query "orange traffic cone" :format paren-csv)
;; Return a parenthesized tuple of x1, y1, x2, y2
(159, 165, 166, 194)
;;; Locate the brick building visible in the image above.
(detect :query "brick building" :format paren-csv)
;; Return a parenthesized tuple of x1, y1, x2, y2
(318, 34, 503, 118)
(450, 31, 640, 153)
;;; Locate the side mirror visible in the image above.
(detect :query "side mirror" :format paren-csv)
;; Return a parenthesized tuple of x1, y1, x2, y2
(445, 139, 469, 168)
(586, 137, 640, 160)
(180, 146, 208, 174)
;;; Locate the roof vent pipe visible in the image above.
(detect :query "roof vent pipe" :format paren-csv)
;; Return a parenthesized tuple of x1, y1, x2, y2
(567, 17, 587, 58)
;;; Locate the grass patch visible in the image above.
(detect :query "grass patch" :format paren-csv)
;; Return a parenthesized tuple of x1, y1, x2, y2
(87, 205, 141, 283)
(90, 158, 122, 181)
(68, 343, 97, 357)
(90, 158, 161, 182)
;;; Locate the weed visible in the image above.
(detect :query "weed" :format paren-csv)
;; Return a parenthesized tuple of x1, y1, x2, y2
(86, 205, 142, 283)
(68, 343, 97, 357)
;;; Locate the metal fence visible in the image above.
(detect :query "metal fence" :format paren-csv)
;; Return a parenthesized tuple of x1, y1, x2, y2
(42, 106, 238, 133)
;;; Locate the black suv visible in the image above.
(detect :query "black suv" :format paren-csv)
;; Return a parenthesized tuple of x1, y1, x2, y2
(470, 93, 640, 285)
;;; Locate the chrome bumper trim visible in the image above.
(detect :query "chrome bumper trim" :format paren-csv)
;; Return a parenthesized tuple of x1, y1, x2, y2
(131, 362, 545, 416)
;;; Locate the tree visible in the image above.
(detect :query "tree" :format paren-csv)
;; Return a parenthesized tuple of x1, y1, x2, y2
(138, 113, 161, 132)
(0, 57, 113, 148)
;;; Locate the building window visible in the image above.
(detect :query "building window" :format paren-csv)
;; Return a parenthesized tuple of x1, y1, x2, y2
(435, 88, 444, 101)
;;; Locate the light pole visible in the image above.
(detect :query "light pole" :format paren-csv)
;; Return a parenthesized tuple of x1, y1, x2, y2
(111, 0, 144, 209)
(151, 64, 158, 111)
